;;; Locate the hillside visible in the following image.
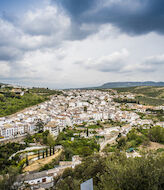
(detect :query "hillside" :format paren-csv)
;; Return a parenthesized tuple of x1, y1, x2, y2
(115, 86, 164, 97)
(0, 87, 62, 117)
(115, 86, 164, 106)
(98, 81, 164, 89)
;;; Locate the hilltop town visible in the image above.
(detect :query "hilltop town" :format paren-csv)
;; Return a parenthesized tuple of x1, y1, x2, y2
(0, 86, 164, 189)
(1, 88, 163, 141)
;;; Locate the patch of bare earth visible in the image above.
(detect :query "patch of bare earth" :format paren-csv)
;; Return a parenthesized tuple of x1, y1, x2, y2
(23, 149, 62, 172)
(141, 142, 164, 151)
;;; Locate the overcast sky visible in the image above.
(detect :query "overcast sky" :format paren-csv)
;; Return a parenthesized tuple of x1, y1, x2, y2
(0, 0, 164, 88)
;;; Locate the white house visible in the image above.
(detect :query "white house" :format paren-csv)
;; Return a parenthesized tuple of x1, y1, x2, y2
(44, 121, 59, 136)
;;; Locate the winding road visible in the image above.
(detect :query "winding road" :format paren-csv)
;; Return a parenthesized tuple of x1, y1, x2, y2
(100, 136, 117, 151)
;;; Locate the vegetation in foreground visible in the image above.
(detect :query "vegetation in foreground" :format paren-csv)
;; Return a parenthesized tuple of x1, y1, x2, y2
(53, 126, 164, 190)
(0, 143, 26, 175)
(1, 123, 164, 190)
(54, 153, 164, 190)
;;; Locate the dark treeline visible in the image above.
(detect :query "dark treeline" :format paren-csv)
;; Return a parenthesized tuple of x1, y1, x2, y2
(114, 98, 139, 104)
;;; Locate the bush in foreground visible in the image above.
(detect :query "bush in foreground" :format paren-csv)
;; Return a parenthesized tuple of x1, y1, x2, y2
(54, 153, 164, 190)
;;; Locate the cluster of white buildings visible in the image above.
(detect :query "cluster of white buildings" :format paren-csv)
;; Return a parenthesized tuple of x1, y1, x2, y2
(0, 90, 163, 140)
(14, 155, 81, 189)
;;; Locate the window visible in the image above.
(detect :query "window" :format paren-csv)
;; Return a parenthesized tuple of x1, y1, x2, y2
(42, 178, 46, 182)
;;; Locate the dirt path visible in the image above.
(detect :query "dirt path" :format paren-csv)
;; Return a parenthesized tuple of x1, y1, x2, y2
(23, 149, 62, 172)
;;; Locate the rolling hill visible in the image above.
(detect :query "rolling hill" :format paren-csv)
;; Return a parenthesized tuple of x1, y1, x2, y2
(98, 81, 164, 89)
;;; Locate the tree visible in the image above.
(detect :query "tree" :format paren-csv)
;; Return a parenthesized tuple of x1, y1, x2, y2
(84, 106, 87, 112)
(26, 155, 29, 166)
(54, 153, 164, 190)
(42, 130, 49, 144)
(50, 147, 52, 156)
(0, 94, 5, 101)
(38, 150, 40, 159)
(47, 133, 55, 147)
(46, 148, 48, 157)
(117, 137, 126, 148)
(64, 147, 74, 161)
(35, 119, 44, 132)
(80, 146, 92, 157)
(118, 132, 122, 138)
(42, 151, 45, 159)
(53, 147, 55, 155)
(86, 128, 89, 137)
(148, 126, 164, 143)
(0, 166, 19, 190)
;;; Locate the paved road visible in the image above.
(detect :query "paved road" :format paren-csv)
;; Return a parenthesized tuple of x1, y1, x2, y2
(9, 145, 47, 160)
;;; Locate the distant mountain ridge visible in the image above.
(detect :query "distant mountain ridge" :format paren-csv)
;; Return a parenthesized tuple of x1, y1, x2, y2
(97, 81, 164, 89)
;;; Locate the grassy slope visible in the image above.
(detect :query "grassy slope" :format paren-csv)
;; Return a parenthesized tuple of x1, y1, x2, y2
(115, 86, 164, 106)
(0, 88, 62, 117)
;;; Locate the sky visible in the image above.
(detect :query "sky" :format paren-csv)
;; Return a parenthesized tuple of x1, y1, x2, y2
(0, 0, 164, 89)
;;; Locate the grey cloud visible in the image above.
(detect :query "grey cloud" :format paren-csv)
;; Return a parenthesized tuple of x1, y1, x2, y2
(55, 0, 164, 35)
(0, 5, 71, 64)
(133, 54, 164, 72)
(55, 0, 97, 17)
(144, 56, 164, 66)
(0, 47, 22, 61)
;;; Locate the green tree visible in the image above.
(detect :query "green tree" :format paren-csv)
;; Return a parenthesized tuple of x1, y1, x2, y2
(0, 166, 19, 190)
(117, 137, 126, 148)
(47, 133, 55, 147)
(148, 126, 164, 143)
(84, 106, 87, 112)
(26, 155, 29, 166)
(35, 119, 44, 132)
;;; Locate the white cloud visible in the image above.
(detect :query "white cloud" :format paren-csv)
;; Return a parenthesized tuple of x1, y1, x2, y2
(144, 54, 164, 66)
(0, 4, 71, 56)
(77, 49, 129, 72)
(136, 54, 164, 72)
(0, 61, 10, 77)
(0, 18, 21, 47)
(22, 6, 71, 36)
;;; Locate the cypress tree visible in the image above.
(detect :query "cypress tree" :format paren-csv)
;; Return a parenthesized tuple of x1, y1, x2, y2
(26, 155, 29, 166)
(46, 148, 48, 157)
(50, 146, 52, 156)
(87, 128, 89, 137)
(53, 146, 55, 154)
(38, 150, 40, 159)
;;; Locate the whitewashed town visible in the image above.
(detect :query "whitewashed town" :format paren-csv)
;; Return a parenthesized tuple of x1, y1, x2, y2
(1, 89, 163, 141)
(0, 87, 164, 190)
(1, 0, 164, 189)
